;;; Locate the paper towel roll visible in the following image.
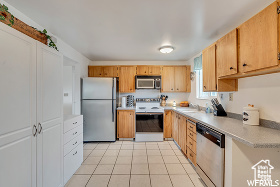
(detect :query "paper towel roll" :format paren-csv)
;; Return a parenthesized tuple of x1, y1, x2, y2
(122, 97, 127, 108)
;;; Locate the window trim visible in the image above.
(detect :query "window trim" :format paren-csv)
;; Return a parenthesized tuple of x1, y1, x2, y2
(195, 69, 217, 100)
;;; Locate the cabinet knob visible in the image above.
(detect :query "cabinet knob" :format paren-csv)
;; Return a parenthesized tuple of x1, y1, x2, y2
(145, 71, 146, 73)
(177, 88, 179, 91)
(204, 86, 206, 89)
(230, 67, 233, 70)
(171, 88, 173, 91)
(243, 63, 247, 67)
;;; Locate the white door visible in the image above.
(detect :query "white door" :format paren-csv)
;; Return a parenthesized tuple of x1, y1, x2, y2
(36, 42, 63, 187)
(0, 23, 37, 187)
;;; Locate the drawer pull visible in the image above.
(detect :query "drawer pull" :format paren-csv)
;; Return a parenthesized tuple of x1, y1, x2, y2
(189, 142, 192, 146)
(190, 153, 193, 157)
(190, 133, 193, 136)
(190, 126, 193, 128)
(73, 141, 78, 146)
(73, 151, 78, 156)
(73, 131, 77, 135)
(73, 122, 77, 124)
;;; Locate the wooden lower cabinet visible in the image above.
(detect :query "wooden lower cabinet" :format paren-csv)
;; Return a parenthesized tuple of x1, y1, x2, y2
(187, 147, 196, 166)
(178, 116, 187, 154)
(187, 120, 197, 166)
(172, 111, 179, 143)
(117, 110, 135, 138)
(164, 110, 172, 138)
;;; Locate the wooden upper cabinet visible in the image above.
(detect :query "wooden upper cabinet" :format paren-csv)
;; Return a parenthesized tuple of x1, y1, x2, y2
(216, 29, 238, 77)
(137, 66, 149, 75)
(136, 66, 161, 75)
(103, 66, 118, 77)
(164, 110, 172, 138)
(149, 66, 161, 75)
(239, 1, 279, 73)
(88, 66, 103, 77)
(175, 66, 188, 92)
(161, 67, 175, 92)
(117, 110, 135, 138)
(88, 66, 118, 77)
(119, 66, 137, 93)
(202, 44, 217, 92)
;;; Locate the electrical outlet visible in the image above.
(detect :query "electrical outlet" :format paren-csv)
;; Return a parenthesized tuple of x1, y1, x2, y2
(220, 93, 223, 100)
(229, 93, 233, 101)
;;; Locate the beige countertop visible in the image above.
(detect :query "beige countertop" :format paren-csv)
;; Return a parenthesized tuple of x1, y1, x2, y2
(117, 106, 280, 148)
(164, 106, 280, 148)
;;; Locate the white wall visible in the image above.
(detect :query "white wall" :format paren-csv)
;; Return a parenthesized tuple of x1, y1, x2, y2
(91, 61, 190, 105)
(187, 53, 280, 123)
(63, 66, 73, 115)
(0, 0, 91, 115)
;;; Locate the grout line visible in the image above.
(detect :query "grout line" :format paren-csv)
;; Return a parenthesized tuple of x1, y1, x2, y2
(85, 142, 109, 187)
(107, 141, 122, 187)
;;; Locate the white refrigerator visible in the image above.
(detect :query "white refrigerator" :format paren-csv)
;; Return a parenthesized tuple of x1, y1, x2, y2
(81, 78, 118, 141)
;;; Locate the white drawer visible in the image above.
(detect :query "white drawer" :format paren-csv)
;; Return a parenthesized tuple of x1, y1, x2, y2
(64, 133, 83, 156)
(64, 143, 83, 185)
(64, 115, 83, 133)
(64, 124, 83, 144)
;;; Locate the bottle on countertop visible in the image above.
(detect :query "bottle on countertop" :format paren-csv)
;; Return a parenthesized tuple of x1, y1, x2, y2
(205, 102, 211, 113)
(173, 101, 176, 107)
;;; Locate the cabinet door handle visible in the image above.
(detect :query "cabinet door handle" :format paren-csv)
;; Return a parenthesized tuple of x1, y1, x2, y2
(177, 88, 179, 91)
(73, 151, 78, 156)
(32, 125, 37, 137)
(243, 63, 247, 67)
(73, 141, 78, 146)
(204, 86, 206, 89)
(171, 88, 173, 91)
(189, 142, 192, 146)
(38, 123, 42, 134)
(73, 132, 77, 135)
(230, 67, 233, 70)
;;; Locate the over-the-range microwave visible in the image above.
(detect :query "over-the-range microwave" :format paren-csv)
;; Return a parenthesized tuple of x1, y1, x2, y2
(135, 76, 161, 89)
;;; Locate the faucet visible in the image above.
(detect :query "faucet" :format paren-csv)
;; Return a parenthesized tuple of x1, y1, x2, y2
(190, 103, 201, 111)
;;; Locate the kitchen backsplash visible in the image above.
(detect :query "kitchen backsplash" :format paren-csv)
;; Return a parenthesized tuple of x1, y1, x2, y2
(118, 89, 189, 106)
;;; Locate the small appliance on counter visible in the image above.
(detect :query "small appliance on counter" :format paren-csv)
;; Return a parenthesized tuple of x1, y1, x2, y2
(126, 95, 134, 107)
(211, 98, 227, 116)
(160, 95, 168, 106)
(122, 96, 127, 108)
(172, 101, 176, 107)
(243, 104, 259, 126)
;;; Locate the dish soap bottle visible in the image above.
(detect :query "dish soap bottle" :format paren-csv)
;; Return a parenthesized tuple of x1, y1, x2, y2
(205, 102, 211, 113)
(173, 101, 176, 107)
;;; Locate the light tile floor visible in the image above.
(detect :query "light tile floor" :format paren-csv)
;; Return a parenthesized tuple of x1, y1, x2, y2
(65, 141, 205, 187)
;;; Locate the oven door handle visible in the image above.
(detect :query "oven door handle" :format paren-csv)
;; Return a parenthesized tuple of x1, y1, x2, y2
(136, 113, 163, 115)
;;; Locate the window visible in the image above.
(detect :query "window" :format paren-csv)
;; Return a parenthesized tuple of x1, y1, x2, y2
(196, 69, 217, 99)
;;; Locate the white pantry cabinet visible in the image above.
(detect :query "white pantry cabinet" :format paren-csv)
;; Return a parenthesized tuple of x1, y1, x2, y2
(0, 23, 63, 187)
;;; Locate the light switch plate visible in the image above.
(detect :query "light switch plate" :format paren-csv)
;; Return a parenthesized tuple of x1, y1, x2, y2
(229, 93, 233, 101)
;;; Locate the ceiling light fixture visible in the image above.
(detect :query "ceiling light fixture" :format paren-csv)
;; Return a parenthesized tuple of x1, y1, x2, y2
(159, 46, 174, 54)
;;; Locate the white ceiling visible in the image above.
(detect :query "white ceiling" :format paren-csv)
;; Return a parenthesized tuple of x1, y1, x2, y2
(6, 0, 275, 61)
